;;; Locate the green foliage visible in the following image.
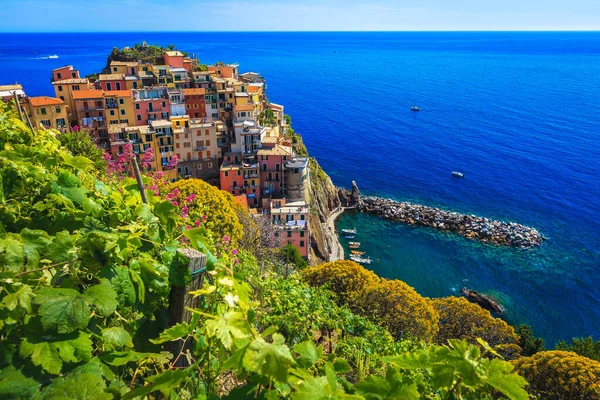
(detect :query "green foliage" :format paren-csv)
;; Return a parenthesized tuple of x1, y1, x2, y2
(431, 297, 522, 359)
(555, 336, 600, 361)
(281, 244, 308, 269)
(105, 42, 179, 70)
(58, 129, 107, 175)
(516, 324, 545, 357)
(513, 350, 600, 399)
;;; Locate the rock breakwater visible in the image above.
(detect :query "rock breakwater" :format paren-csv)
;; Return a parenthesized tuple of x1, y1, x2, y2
(359, 196, 545, 248)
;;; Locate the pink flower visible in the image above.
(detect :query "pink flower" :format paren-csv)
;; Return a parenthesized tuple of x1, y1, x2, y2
(202, 215, 207, 221)
(171, 201, 179, 206)
(232, 249, 238, 255)
(233, 259, 239, 265)
(185, 193, 196, 204)
(154, 171, 165, 179)
(194, 220, 202, 227)
(73, 125, 80, 132)
(222, 235, 230, 244)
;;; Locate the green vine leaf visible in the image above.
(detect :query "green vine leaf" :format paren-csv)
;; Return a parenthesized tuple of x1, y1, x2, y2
(34, 288, 91, 334)
(0, 366, 40, 399)
(19, 332, 93, 375)
(122, 369, 189, 400)
(150, 322, 192, 345)
(83, 283, 118, 317)
(102, 327, 133, 351)
(243, 333, 295, 383)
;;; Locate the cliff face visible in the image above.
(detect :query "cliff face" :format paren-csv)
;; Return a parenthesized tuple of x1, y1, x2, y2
(304, 158, 343, 264)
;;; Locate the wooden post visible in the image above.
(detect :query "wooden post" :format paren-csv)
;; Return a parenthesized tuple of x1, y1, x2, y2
(131, 156, 148, 204)
(13, 92, 24, 121)
(167, 247, 207, 367)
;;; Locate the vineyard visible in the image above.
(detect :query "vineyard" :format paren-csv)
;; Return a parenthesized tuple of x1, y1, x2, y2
(0, 101, 596, 399)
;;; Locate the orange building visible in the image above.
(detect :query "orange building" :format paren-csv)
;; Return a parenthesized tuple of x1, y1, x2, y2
(182, 88, 206, 119)
(26, 96, 68, 131)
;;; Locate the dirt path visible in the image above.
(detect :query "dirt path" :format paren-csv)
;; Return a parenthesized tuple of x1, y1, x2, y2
(325, 206, 345, 261)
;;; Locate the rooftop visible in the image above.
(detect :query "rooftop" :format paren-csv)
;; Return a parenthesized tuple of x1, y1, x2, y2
(235, 92, 249, 97)
(110, 61, 139, 67)
(108, 123, 128, 134)
(165, 51, 185, 57)
(124, 125, 151, 134)
(247, 86, 261, 93)
(28, 96, 65, 107)
(52, 78, 88, 85)
(72, 89, 104, 100)
(52, 65, 74, 72)
(150, 120, 172, 129)
(257, 145, 293, 156)
(98, 74, 125, 81)
(235, 104, 254, 112)
(0, 84, 23, 91)
(182, 88, 205, 95)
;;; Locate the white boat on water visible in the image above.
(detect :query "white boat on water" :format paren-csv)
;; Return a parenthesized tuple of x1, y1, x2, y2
(48, 55, 59, 59)
(350, 255, 372, 264)
(348, 242, 360, 246)
(452, 171, 465, 178)
(342, 228, 357, 234)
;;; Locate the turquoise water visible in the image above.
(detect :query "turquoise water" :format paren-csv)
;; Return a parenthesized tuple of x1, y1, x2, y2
(1, 32, 599, 344)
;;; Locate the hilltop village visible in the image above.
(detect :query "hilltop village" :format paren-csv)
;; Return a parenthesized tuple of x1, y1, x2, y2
(0, 47, 314, 259)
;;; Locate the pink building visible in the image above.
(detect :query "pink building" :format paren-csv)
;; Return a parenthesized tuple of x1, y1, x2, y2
(52, 66, 80, 82)
(163, 51, 185, 69)
(97, 74, 128, 91)
(133, 88, 170, 125)
(258, 145, 292, 199)
(271, 200, 310, 258)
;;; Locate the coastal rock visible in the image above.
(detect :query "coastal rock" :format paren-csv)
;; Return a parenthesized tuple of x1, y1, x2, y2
(358, 195, 545, 248)
(462, 288, 504, 314)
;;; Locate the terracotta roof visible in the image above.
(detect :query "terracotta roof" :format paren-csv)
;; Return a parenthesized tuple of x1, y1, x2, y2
(235, 104, 254, 112)
(257, 145, 293, 156)
(53, 78, 88, 85)
(269, 103, 284, 110)
(98, 74, 125, 81)
(246, 86, 261, 93)
(183, 88, 205, 96)
(0, 84, 23, 91)
(72, 90, 104, 100)
(29, 96, 65, 107)
(104, 90, 133, 98)
(165, 51, 184, 57)
(110, 61, 138, 67)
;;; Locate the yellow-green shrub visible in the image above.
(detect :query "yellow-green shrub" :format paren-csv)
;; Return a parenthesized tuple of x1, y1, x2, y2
(431, 297, 521, 359)
(168, 179, 244, 245)
(304, 260, 439, 342)
(513, 350, 600, 399)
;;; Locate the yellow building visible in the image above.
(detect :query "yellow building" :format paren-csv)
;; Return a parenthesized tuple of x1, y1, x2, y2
(108, 61, 139, 76)
(26, 96, 68, 131)
(104, 90, 135, 126)
(52, 78, 91, 123)
(151, 65, 175, 88)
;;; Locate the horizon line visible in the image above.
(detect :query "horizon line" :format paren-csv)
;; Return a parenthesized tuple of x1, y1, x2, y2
(1, 29, 599, 34)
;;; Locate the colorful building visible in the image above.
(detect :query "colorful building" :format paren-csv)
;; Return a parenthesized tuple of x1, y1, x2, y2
(51, 66, 80, 82)
(0, 84, 25, 102)
(183, 88, 206, 119)
(96, 74, 128, 91)
(271, 200, 310, 258)
(52, 73, 90, 124)
(132, 88, 170, 125)
(25, 96, 68, 131)
(257, 145, 293, 199)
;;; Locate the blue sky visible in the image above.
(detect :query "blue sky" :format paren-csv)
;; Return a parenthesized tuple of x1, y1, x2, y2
(1, 0, 599, 32)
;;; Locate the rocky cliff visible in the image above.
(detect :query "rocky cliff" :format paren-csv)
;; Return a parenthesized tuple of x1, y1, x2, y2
(304, 158, 343, 264)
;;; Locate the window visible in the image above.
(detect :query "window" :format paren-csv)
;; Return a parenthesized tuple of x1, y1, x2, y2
(137, 115, 142, 121)
(40, 108, 47, 115)
(57, 73, 62, 79)
(71, 72, 76, 78)
(40, 119, 51, 127)
(186, 104, 190, 109)
(58, 85, 63, 92)
(106, 83, 112, 91)
(194, 104, 198, 109)
(300, 231, 305, 238)
(162, 102, 166, 108)
(113, 67, 118, 72)
(110, 120, 119, 125)
(55, 106, 61, 113)
(262, 164, 267, 171)
(206, 140, 210, 146)
(72, 85, 80, 91)
(211, 104, 217, 110)
(109, 110, 115, 116)
(119, 98, 124, 105)
(135, 103, 140, 110)
(184, 142, 190, 148)
(145, 134, 152, 142)
(115, 82, 121, 90)
(132, 82, 138, 89)
(120, 109, 126, 115)
(300, 241, 305, 247)
(224, 171, 228, 177)
(287, 231, 292, 238)
(207, 151, 211, 158)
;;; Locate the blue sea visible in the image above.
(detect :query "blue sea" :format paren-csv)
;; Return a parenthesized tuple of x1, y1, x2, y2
(1, 32, 599, 345)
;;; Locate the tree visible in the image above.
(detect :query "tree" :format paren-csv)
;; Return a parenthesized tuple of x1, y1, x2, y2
(516, 324, 545, 356)
(280, 244, 307, 270)
(513, 350, 600, 399)
(431, 297, 521, 359)
(58, 129, 106, 174)
(167, 179, 244, 246)
(556, 336, 600, 361)
(304, 261, 439, 342)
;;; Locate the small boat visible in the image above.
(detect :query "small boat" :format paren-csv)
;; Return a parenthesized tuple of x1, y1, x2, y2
(348, 242, 360, 246)
(350, 255, 372, 264)
(349, 244, 360, 249)
(342, 228, 357, 234)
(351, 250, 365, 256)
(411, 106, 421, 112)
(48, 55, 59, 59)
(452, 171, 465, 178)
(344, 235, 355, 239)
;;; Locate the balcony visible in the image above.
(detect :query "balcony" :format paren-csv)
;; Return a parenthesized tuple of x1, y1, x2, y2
(106, 102, 118, 109)
(194, 146, 207, 151)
